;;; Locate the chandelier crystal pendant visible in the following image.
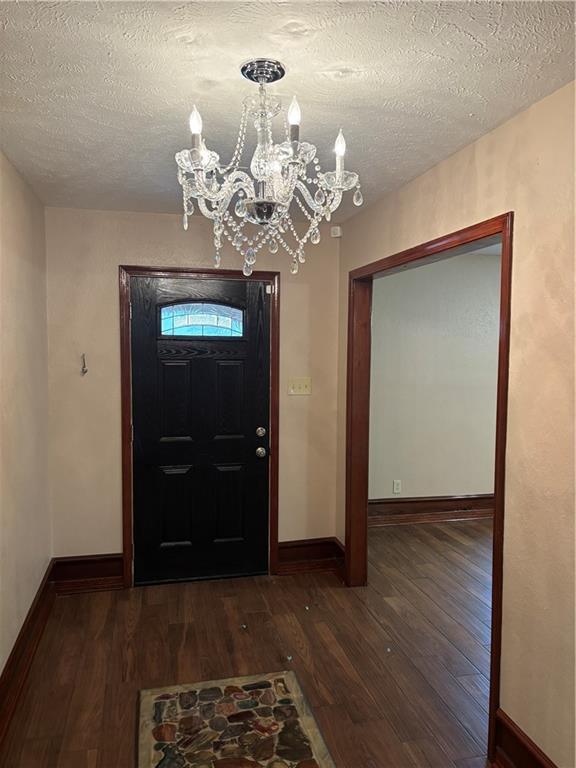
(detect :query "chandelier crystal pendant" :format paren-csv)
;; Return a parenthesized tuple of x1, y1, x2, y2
(175, 58, 363, 276)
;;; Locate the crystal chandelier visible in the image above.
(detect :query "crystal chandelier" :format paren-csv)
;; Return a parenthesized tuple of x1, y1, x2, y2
(175, 58, 363, 276)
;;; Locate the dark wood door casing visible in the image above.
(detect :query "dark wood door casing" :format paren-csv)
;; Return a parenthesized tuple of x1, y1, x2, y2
(344, 212, 514, 763)
(119, 267, 280, 586)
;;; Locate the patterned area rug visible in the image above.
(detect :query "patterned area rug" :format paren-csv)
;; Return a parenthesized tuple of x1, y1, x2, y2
(139, 671, 335, 768)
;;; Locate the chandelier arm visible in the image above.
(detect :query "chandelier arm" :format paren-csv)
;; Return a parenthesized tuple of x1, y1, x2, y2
(327, 189, 343, 212)
(294, 180, 325, 214)
(188, 170, 255, 205)
(197, 197, 221, 220)
(294, 192, 318, 223)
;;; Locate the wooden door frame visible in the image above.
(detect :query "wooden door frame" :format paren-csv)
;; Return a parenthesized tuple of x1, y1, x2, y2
(344, 212, 513, 762)
(119, 266, 281, 588)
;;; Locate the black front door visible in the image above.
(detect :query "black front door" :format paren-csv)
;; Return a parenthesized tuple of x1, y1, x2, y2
(131, 275, 271, 585)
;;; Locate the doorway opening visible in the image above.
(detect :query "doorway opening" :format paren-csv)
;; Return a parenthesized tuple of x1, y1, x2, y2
(344, 213, 513, 763)
(119, 267, 280, 586)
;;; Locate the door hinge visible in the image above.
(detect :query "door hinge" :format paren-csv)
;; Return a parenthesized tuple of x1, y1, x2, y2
(129, 302, 133, 320)
(266, 284, 273, 295)
(131, 423, 134, 443)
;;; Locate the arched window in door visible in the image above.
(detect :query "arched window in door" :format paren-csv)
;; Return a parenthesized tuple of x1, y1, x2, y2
(160, 302, 244, 337)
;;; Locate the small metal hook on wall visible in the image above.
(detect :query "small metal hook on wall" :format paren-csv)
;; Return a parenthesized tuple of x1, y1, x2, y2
(81, 353, 88, 376)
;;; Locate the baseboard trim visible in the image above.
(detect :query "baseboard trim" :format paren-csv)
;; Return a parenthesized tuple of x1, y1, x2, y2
(492, 709, 558, 768)
(368, 494, 494, 526)
(368, 509, 494, 527)
(277, 537, 345, 576)
(0, 564, 55, 746)
(50, 553, 124, 595)
(0, 552, 124, 749)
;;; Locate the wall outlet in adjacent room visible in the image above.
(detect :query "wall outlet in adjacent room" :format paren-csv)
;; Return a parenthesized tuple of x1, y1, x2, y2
(288, 376, 312, 396)
(392, 479, 402, 494)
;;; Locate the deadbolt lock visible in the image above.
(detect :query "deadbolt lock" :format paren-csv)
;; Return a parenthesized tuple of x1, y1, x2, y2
(256, 426, 267, 437)
(255, 447, 267, 458)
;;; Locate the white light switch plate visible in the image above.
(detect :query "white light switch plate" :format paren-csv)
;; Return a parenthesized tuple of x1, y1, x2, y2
(288, 377, 312, 395)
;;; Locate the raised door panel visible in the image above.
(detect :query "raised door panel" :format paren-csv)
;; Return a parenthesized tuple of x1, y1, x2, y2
(213, 464, 245, 543)
(157, 464, 194, 548)
(215, 360, 245, 439)
(159, 361, 192, 442)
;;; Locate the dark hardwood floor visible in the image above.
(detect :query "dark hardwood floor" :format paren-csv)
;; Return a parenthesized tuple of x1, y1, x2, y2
(1, 520, 492, 767)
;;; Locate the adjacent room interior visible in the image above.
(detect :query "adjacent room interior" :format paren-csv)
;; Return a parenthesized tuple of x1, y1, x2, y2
(0, 3, 574, 768)
(366, 235, 503, 757)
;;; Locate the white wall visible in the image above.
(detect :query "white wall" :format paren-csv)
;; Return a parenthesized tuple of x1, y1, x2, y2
(369, 249, 500, 499)
(0, 152, 50, 672)
(44, 209, 340, 555)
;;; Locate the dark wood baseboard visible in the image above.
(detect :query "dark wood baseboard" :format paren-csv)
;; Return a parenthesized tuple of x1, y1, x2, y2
(277, 537, 345, 576)
(492, 709, 558, 768)
(0, 552, 124, 749)
(50, 553, 124, 595)
(368, 494, 494, 526)
(369, 509, 494, 527)
(0, 564, 55, 746)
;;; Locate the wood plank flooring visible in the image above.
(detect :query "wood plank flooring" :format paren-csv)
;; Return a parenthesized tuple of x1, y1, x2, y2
(0, 520, 492, 767)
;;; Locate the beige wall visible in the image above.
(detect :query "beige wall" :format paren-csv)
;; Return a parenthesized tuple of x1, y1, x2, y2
(369, 250, 500, 499)
(44, 209, 340, 555)
(337, 82, 575, 766)
(0, 153, 50, 672)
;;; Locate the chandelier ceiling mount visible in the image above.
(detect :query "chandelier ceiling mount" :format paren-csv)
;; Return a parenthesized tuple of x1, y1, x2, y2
(240, 58, 286, 84)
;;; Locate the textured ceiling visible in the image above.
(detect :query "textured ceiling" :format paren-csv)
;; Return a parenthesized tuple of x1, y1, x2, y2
(0, 1, 574, 220)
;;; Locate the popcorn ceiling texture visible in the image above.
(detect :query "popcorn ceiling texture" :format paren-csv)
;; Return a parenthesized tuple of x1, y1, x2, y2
(0, 1, 574, 218)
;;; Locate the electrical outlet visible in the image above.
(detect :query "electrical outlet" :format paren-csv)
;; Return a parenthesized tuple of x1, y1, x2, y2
(393, 479, 402, 494)
(288, 377, 312, 396)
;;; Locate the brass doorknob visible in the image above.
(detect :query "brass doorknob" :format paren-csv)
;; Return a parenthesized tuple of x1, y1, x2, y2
(255, 447, 267, 458)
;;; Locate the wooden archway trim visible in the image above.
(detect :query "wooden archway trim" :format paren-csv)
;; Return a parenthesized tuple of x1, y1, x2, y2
(344, 211, 514, 763)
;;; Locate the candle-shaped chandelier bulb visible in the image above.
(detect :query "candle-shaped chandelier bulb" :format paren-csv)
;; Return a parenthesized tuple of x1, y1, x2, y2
(189, 105, 203, 148)
(335, 128, 346, 177)
(334, 129, 346, 157)
(288, 96, 301, 125)
(288, 96, 301, 143)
